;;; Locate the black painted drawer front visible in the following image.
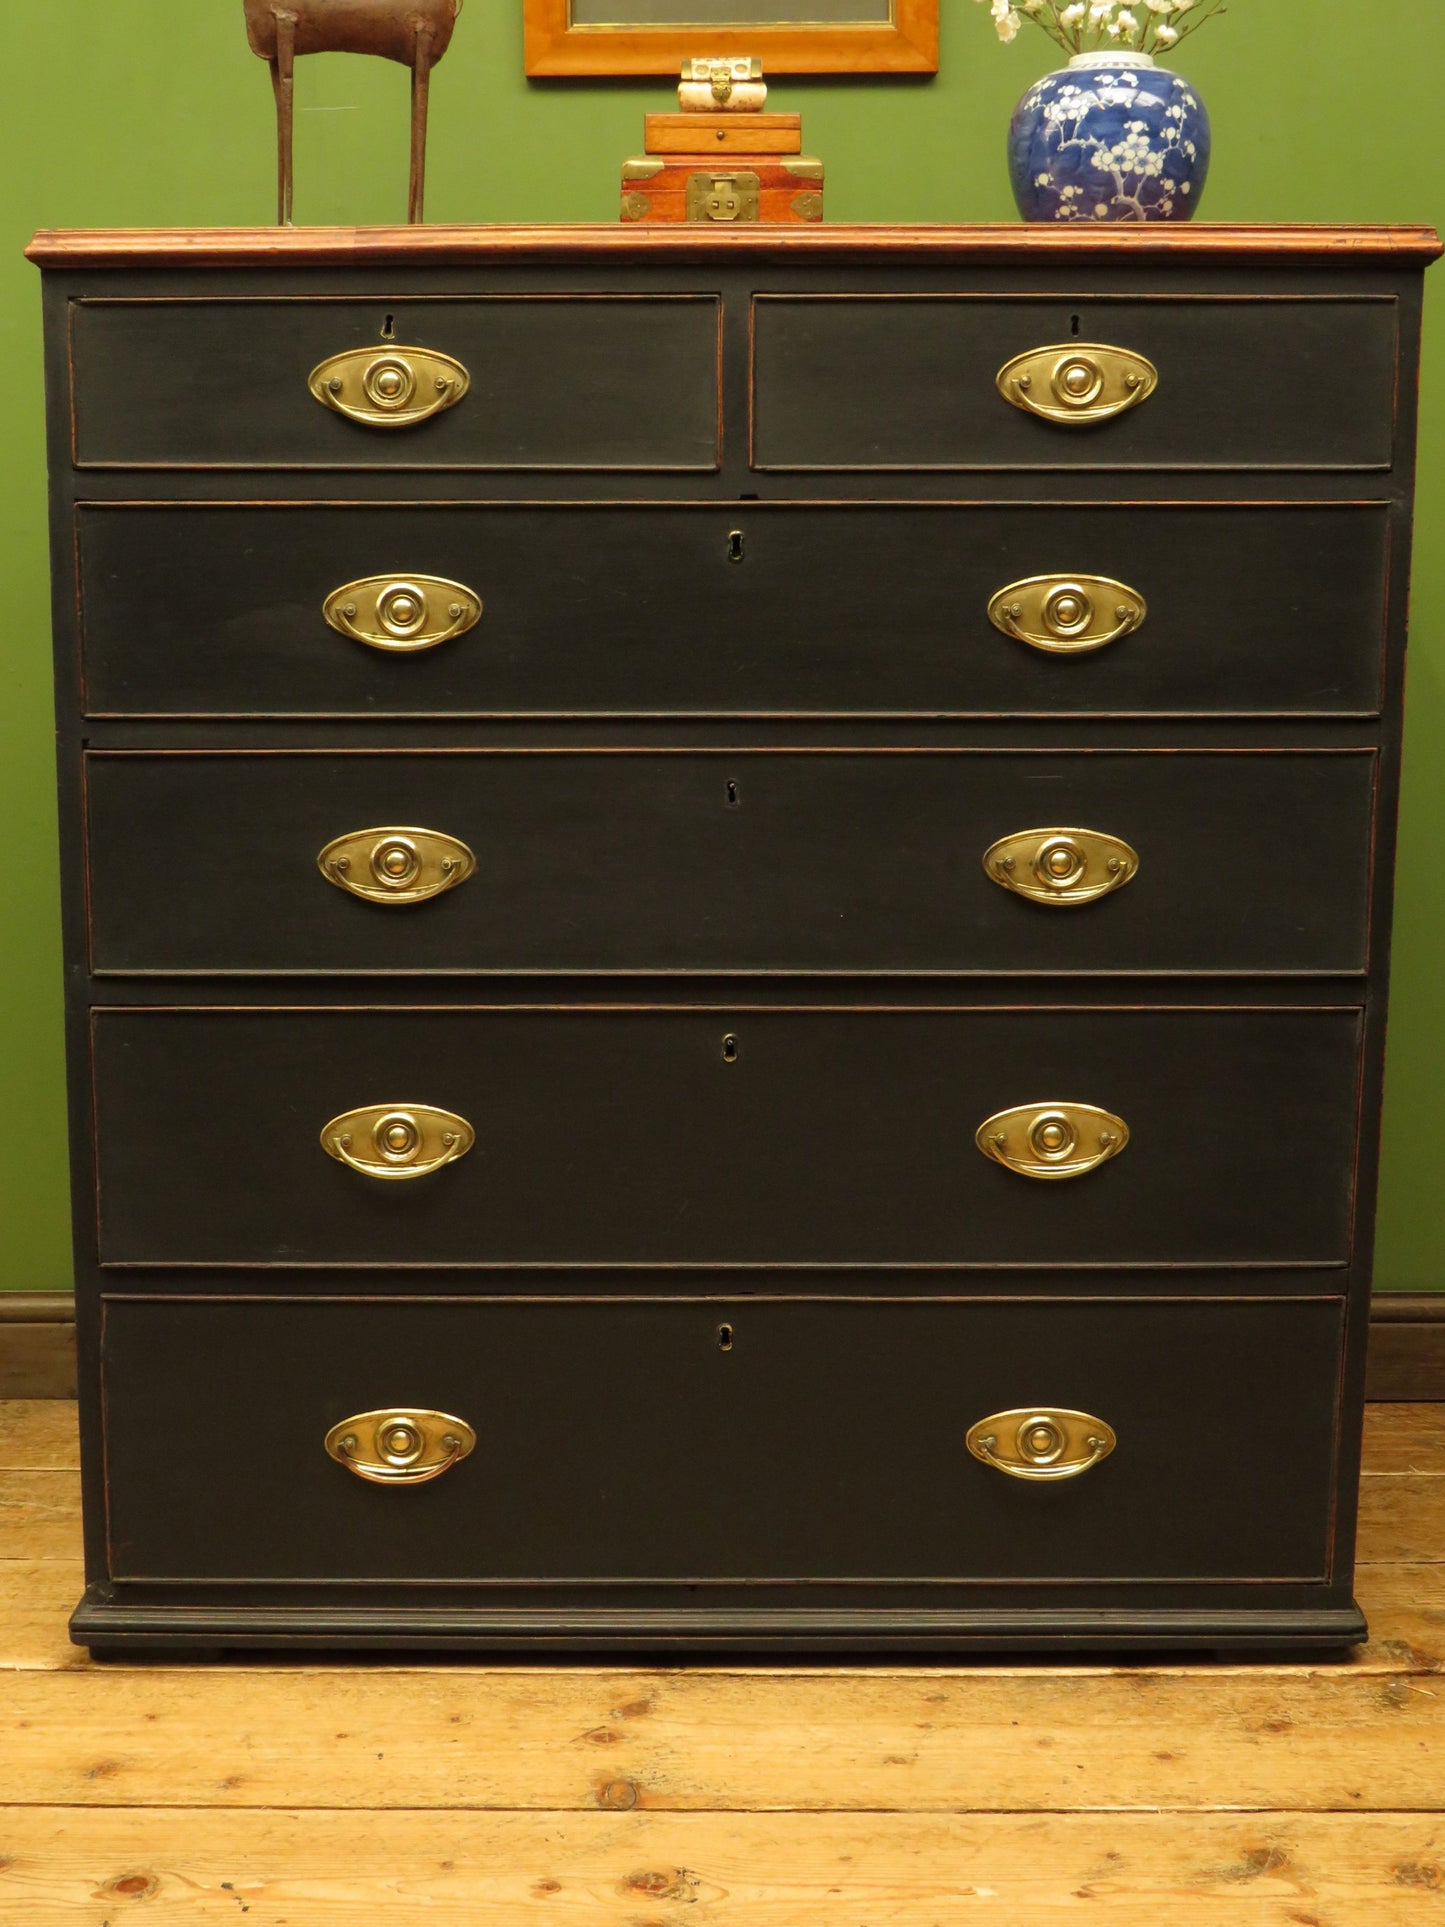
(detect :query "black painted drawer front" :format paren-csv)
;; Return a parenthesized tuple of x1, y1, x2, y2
(86, 750, 1375, 976)
(76, 501, 1388, 718)
(751, 297, 1397, 470)
(92, 1007, 1361, 1267)
(68, 298, 720, 469)
(99, 1295, 1341, 1585)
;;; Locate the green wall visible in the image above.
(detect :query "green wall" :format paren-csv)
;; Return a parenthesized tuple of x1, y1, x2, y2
(2, 0, 1442, 1290)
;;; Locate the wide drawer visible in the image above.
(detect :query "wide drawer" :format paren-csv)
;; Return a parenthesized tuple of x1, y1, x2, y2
(99, 1294, 1342, 1585)
(85, 750, 1376, 976)
(68, 297, 721, 470)
(751, 296, 1398, 470)
(91, 1007, 1361, 1267)
(75, 501, 1389, 718)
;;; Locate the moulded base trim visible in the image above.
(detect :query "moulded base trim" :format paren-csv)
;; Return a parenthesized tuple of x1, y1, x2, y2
(70, 1588, 1368, 1658)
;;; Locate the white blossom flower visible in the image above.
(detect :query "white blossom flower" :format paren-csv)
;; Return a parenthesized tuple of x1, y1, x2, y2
(1155, 22, 1179, 44)
(1060, 2, 1086, 22)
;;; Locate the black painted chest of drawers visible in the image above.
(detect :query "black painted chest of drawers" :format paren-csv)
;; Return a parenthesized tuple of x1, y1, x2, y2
(30, 222, 1440, 1656)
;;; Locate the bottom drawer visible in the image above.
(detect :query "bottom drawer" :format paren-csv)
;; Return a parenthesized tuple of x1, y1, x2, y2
(100, 1295, 1342, 1588)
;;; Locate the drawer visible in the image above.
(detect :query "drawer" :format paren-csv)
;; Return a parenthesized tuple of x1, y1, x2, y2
(85, 750, 1376, 976)
(75, 501, 1390, 719)
(68, 297, 720, 470)
(99, 1294, 1342, 1585)
(92, 1007, 1361, 1267)
(751, 297, 1398, 470)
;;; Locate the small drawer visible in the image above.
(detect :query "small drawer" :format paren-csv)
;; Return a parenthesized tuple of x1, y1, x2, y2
(91, 1006, 1361, 1268)
(75, 501, 1389, 718)
(751, 296, 1398, 470)
(99, 1294, 1342, 1585)
(68, 297, 720, 470)
(85, 749, 1376, 976)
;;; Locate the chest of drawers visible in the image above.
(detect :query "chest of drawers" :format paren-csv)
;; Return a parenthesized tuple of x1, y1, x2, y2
(30, 222, 1439, 1656)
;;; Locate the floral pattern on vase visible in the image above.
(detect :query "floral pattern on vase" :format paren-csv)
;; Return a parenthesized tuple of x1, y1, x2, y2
(1008, 55, 1210, 223)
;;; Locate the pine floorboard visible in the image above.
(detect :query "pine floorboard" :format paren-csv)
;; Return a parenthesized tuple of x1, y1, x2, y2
(0, 1401, 1441, 1923)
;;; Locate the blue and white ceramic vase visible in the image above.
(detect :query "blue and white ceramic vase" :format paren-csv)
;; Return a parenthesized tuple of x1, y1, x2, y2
(1008, 52, 1210, 224)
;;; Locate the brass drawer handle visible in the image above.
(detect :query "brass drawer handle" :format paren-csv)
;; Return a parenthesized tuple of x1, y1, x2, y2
(319, 827, 476, 905)
(325, 1408, 476, 1485)
(322, 1103, 474, 1180)
(997, 343, 1158, 425)
(324, 574, 482, 652)
(976, 1102, 1129, 1181)
(988, 574, 1146, 654)
(308, 345, 469, 427)
(984, 827, 1139, 907)
(967, 1408, 1116, 1482)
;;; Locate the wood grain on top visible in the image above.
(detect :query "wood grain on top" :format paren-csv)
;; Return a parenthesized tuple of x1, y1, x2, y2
(25, 222, 1444, 269)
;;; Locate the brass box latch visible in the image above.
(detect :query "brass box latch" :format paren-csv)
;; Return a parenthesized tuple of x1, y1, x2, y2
(686, 171, 760, 223)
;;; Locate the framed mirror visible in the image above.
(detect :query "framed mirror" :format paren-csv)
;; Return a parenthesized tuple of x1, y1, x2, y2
(523, 0, 938, 76)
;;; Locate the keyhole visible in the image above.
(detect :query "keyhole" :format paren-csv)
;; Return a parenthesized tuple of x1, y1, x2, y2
(1070, 313, 1081, 336)
(727, 529, 745, 564)
(717, 1323, 734, 1351)
(725, 780, 740, 808)
(721, 1033, 738, 1063)
(381, 313, 396, 340)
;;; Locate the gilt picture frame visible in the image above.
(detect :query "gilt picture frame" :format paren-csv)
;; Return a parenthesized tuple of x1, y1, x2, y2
(523, 0, 938, 77)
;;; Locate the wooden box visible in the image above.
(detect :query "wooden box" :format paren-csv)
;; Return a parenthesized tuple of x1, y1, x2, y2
(621, 153, 823, 224)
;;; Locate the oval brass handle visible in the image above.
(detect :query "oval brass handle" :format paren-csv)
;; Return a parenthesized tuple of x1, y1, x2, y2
(325, 1408, 476, 1485)
(976, 1102, 1129, 1181)
(988, 574, 1145, 655)
(322, 1103, 475, 1180)
(323, 574, 482, 652)
(984, 827, 1139, 907)
(318, 827, 476, 906)
(996, 343, 1158, 425)
(966, 1408, 1117, 1482)
(308, 346, 470, 428)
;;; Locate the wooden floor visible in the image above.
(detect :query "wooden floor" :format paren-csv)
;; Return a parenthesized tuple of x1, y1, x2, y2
(1, 1403, 1443, 1924)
